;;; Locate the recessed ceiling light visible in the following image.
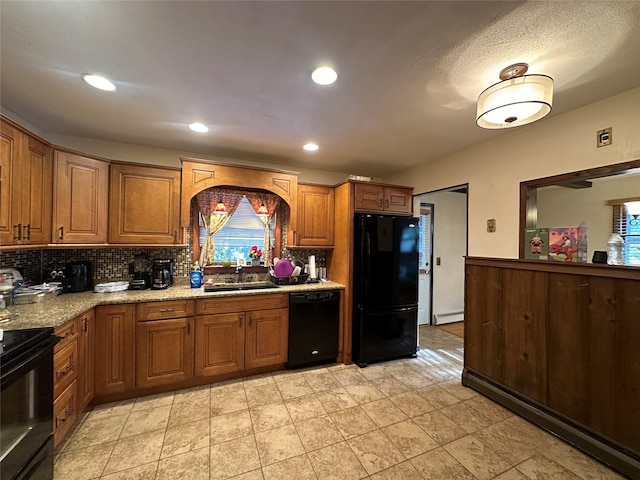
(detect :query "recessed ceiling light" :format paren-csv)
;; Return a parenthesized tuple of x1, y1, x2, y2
(82, 74, 116, 91)
(311, 66, 337, 86)
(303, 143, 319, 151)
(189, 122, 209, 133)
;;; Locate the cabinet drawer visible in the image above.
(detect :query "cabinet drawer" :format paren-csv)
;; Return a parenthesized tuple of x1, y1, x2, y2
(53, 379, 77, 449)
(196, 294, 288, 315)
(54, 318, 78, 353)
(54, 338, 78, 399)
(137, 300, 195, 321)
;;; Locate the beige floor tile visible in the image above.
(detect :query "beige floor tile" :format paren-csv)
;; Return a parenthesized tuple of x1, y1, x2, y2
(370, 376, 411, 397)
(228, 469, 264, 480)
(360, 399, 407, 428)
(272, 369, 304, 383)
(210, 434, 261, 480)
(439, 381, 479, 401)
(131, 391, 175, 411)
(245, 383, 283, 408)
(211, 410, 254, 445)
(347, 430, 405, 475)
(103, 429, 165, 475)
(120, 404, 171, 438)
(255, 424, 306, 466)
(161, 417, 210, 458)
(250, 402, 292, 432)
(54, 441, 115, 480)
(515, 453, 583, 479)
(243, 373, 275, 388)
(444, 434, 512, 480)
(329, 406, 378, 440)
(416, 385, 460, 408)
(382, 419, 438, 459)
(502, 416, 560, 453)
(369, 461, 423, 480)
(542, 442, 626, 479)
(358, 364, 390, 381)
(343, 383, 386, 405)
(440, 401, 494, 433)
(472, 420, 538, 464)
(276, 376, 315, 399)
(307, 441, 368, 480)
(410, 447, 476, 480)
(173, 384, 211, 404)
(387, 391, 436, 418)
(262, 453, 317, 480)
(391, 370, 432, 389)
(464, 395, 513, 423)
(211, 388, 248, 417)
(304, 372, 342, 393)
(285, 395, 327, 423)
(412, 410, 467, 445)
(210, 379, 245, 394)
(332, 368, 368, 387)
(316, 387, 358, 413)
(98, 461, 158, 480)
(492, 467, 531, 480)
(296, 414, 344, 451)
(168, 397, 211, 427)
(88, 399, 135, 421)
(156, 446, 209, 480)
(65, 414, 127, 451)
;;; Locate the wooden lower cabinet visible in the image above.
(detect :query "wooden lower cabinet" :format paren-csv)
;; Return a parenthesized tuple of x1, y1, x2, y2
(95, 304, 135, 396)
(245, 308, 288, 369)
(195, 313, 245, 376)
(136, 317, 194, 388)
(77, 309, 95, 412)
(53, 379, 77, 449)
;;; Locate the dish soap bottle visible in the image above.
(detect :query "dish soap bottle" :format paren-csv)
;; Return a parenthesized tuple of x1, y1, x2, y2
(606, 233, 624, 265)
(190, 261, 203, 288)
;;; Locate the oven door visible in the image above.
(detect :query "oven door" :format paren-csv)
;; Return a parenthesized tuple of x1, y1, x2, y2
(1, 337, 56, 480)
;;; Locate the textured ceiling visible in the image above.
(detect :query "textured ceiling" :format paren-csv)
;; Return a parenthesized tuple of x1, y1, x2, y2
(1, 1, 639, 177)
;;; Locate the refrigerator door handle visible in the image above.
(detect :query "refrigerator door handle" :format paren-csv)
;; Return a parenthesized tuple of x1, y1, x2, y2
(365, 231, 371, 298)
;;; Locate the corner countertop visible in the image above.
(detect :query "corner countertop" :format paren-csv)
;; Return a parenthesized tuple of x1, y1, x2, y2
(2, 281, 344, 331)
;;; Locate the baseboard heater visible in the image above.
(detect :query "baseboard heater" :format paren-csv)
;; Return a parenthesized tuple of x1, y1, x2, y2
(463, 367, 640, 480)
(433, 311, 464, 325)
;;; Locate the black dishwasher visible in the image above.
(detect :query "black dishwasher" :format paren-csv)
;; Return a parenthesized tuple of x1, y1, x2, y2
(287, 290, 340, 368)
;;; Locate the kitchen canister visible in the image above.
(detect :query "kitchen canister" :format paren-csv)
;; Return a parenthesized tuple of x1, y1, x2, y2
(606, 233, 624, 265)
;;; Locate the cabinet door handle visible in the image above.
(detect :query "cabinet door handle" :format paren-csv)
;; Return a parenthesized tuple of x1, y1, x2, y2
(159, 308, 175, 313)
(58, 226, 64, 240)
(173, 230, 177, 243)
(83, 317, 87, 333)
(385, 199, 389, 208)
(248, 314, 252, 327)
(379, 199, 383, 208)
(187, 321, 190, 335)
(56, 362, 74, 379)
(13, 223, 22, 240)
(238, 315, 243, 328)
(23, 224, 31, 240)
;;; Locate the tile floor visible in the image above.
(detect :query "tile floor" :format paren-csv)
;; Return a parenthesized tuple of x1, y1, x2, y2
(54, 326, 625, 480)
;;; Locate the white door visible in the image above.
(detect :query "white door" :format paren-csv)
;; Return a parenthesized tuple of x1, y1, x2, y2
(418, 205, 433, 325)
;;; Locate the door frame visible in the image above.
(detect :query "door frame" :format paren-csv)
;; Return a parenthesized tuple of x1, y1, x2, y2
(418, 203, 434, 325)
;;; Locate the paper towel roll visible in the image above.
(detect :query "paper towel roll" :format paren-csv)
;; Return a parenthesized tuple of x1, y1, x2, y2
(308, 255, 317, 279)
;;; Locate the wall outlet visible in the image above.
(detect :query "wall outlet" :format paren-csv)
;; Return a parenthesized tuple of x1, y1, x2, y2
(597, 127, 612, 147)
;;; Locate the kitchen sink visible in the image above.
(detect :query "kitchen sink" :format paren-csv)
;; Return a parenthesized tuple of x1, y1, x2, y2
(203, 281, 279, 292)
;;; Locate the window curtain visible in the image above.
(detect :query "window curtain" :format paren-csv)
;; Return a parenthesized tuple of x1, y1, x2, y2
(246, 192, 281, 266)
(196, 188, 243, 265)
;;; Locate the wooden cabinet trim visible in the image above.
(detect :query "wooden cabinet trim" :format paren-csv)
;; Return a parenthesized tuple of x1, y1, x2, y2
(53, 338, 79, 399)
(196, 293, 287, 315)
(54, 318, 78, 353)
(137, 300, 195, 321)
(53, 379, 77, 448)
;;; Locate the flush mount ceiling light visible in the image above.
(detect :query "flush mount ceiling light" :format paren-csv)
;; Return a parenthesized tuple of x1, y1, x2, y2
(311, 66, 337, 85)
(213, 199, 228, 215)
(189, 122, 209, 133)
(476, 63, 553, 129)
(256, 203, 269, 217)
(303, 143, 319, 151)
(82, 74, 116, 91)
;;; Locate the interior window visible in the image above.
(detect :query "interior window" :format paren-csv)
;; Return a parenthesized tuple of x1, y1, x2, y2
(613, 205, 640, 266)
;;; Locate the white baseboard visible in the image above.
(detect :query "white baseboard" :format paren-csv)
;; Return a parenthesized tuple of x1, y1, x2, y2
(434, 311, 464, 325)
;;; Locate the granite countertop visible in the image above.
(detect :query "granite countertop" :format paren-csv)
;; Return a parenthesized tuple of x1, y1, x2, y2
(3, 281, 344, 331)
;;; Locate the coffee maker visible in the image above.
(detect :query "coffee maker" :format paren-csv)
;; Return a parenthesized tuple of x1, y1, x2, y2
(65, 261, 92, 293)
(129, 253, 152, 290)
(151, 259, 174, 290)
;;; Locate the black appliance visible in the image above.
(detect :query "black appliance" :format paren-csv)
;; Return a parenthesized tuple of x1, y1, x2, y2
(1, 327, 58, 480)
(129, 253, 152, 290)
(151, 259, 174, 290)
(287, 291, 340, 368)
(352, 213, 419, 367)
(43, 262, 66, 289)
(65, 261, 92, 293)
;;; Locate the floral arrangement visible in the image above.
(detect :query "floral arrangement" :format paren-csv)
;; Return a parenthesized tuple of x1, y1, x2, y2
(248, 246, 263, 259)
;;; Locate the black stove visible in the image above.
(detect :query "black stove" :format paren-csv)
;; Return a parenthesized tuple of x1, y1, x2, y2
(0, 327, 54, 364)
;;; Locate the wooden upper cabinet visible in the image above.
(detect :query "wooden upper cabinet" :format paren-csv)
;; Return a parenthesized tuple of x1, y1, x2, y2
(94, 304, 135, 396)
(295, 184, 334, 247)
(53, 151, 109, 244)
(109, 163, 181, 244)
(0, 119, 52, 246)
(353, 183, 412, 215)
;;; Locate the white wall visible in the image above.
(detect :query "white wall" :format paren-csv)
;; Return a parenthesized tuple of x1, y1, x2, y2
(386, 87, 640, 259)
(419, 190, 467, 319)
(537, 175, 640, 260)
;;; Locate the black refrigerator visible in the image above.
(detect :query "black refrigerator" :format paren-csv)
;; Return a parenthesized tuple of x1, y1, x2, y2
(352, 213, 419, 367)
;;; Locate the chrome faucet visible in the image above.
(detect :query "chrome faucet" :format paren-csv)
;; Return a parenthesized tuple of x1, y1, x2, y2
(236, 265, 243, 283)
